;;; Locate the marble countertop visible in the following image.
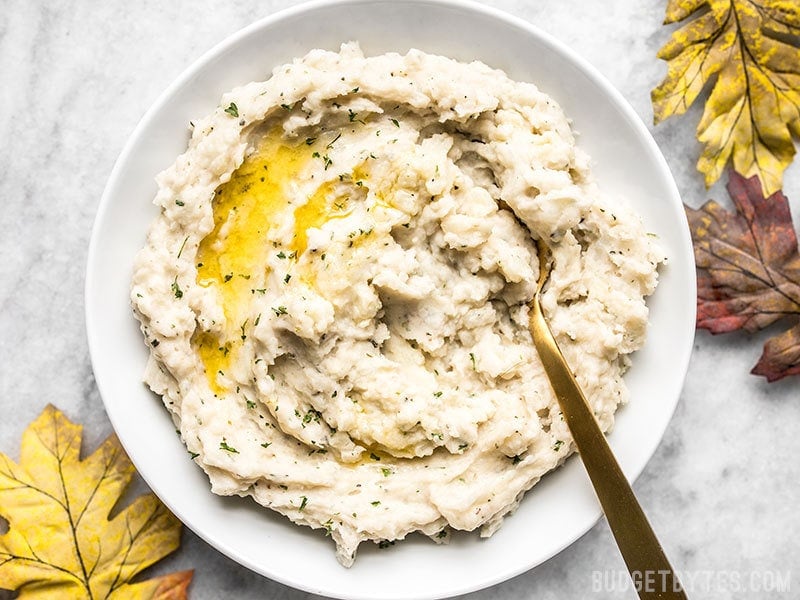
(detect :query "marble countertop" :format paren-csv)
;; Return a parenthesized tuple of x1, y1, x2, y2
(2, 1, 798, 598)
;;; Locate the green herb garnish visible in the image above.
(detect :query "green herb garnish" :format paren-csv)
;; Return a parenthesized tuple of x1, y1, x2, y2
(219, 439, 239, 453)
(171, 277, 183, 299)
(224, 102, 239, 117)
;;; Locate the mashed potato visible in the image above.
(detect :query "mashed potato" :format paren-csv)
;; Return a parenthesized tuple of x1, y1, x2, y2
(131, 42, 664, 566)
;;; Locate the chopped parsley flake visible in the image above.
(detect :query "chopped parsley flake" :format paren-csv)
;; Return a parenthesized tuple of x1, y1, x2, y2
(323, 518, 334, 535)
(223, 102, 239, 117)
(171, 277, 183, 299)
(177, 236, 189, 258)
(219, 439, 239, 453)
(326, 132, 342, 149)
(302, 409, 322, 425)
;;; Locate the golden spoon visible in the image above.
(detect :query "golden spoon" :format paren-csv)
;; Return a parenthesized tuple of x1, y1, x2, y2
(529, 240, 687, 600)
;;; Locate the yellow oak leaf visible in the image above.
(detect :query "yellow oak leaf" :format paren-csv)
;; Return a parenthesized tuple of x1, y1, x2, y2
(652, 0, 800, 195)
(0, 404, 192, 599)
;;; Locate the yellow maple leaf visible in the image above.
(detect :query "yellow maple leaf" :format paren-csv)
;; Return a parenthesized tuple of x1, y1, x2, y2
(652, 0, 800, 195)
(0, 405, 192, 599)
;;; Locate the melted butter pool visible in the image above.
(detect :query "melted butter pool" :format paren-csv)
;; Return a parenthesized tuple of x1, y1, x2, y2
(291, 180, 352, 255)
(192, 130, 380, 395)
(194, 132, 311, 394)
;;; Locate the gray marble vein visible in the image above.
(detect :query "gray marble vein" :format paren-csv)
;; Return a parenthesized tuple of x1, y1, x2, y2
(2, 1, 798, 599)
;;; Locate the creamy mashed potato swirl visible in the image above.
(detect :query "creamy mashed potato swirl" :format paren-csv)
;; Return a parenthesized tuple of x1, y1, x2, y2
(131, 43, 664, 566)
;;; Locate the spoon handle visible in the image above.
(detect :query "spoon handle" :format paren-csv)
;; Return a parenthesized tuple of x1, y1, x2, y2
(530, 298, 687, 600)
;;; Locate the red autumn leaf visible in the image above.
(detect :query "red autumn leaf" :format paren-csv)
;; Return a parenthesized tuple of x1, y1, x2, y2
(685, 170, 800, 381)
(752, 326, 800, 381)
(152, 570, 195, 599)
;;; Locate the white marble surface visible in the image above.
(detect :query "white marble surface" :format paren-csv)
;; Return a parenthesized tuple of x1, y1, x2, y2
(2, 1, 798, 598)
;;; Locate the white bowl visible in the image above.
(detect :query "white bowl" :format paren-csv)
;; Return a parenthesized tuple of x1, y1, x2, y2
(85, 1, 696, 598)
